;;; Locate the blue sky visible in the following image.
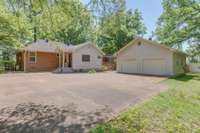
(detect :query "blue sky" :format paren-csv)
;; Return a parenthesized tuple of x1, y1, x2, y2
(81, 0, 163, 37)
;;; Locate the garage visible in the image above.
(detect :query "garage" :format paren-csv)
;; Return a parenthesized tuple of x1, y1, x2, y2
(115, 37, 187, 76)
(119, 58, 166, 75)
(121, 59, 138, 74)
(142, 59, 166, 75)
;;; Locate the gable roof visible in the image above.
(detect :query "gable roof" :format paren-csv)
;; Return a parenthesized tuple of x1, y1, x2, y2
(20, 40, 62, 53)
(71, 42, 105, 55)
(114, 37, 187, 57)
(19, 40, 104, 55)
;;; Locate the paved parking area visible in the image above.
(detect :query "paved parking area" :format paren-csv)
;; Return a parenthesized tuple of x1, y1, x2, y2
(0, 72, 166, 133)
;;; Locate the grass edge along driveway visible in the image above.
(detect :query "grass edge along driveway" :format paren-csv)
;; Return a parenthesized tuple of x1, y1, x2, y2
(89, 73, 200, 133)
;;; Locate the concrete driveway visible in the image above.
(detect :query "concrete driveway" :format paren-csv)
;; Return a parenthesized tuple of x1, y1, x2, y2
(0, 72, 166, 133)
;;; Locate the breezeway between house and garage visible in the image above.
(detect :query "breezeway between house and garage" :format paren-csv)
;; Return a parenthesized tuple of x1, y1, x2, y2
(0, 71, 166, 132)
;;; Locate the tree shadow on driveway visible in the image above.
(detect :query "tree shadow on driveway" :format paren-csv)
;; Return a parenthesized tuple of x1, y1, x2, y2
(0, 103, 112, 133)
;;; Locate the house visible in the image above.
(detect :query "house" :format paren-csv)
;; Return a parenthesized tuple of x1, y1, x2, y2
(114, 37, 187, 76)
(16, 40, 104, 72)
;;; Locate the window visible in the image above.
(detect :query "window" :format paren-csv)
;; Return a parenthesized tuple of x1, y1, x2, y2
(29, 52, 36, 63)
(82, 55, 90, 62)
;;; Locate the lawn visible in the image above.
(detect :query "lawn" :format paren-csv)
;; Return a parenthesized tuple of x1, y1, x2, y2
(89, 73, 200, 133)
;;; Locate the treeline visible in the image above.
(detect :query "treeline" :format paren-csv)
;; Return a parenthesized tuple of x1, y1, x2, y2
(0, 0, 199, 61)
(0, 0, 146, 54)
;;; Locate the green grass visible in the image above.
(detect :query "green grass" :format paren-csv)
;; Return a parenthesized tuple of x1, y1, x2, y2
(89, 73, 200, 133)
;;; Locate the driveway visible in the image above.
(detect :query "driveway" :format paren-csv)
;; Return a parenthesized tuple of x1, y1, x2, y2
(0, 72, 166, 133)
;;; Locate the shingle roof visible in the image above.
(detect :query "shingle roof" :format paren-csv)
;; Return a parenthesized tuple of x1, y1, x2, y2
(19, 40, 104, 55)
(21, 40, 59, 53)
(114, 37, 187, 56)
(19, 40, 81, 53)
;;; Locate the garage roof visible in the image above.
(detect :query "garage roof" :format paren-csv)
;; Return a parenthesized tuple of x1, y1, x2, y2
(114, 37, 188, 57)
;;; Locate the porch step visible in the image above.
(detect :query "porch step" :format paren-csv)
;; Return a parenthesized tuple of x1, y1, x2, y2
(53, 67, 74, 73)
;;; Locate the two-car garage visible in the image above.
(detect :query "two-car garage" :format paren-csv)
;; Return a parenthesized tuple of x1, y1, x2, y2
(120, 58, 166, 75)
(116, 37, 187, 76)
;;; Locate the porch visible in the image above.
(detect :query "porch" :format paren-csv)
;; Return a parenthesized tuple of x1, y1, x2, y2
(54, 51, 73, 73)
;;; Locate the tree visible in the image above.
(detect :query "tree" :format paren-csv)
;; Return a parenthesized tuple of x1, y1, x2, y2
(1, 0, 93, 45)
(87, 0, 125, 19)
(87, 0, 146, 54)
(155, 0, 200, 50)
(187, 39, 200, 63)
(1, 0, 147, 55)
(97, 9, 146, 54)
(37, 0, 93, 44)
(0, 1, 31, 49)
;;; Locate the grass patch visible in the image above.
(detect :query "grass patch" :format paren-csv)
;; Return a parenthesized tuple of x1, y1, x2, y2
(89, 73, 200, 133)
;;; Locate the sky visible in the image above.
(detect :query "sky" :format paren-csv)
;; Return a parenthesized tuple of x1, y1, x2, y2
(81, 0, 163, 38)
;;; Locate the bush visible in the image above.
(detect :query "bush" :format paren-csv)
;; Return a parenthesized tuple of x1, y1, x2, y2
(101, 65, 109, 71)
(0, 60, 16, 71)
(0, 60, 16, 65)
(88, 69, 96, 74)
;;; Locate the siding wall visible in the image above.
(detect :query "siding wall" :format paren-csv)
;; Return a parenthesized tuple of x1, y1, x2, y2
(116, 40, 174, 76)
(25, 52, 59, 72)
(72, 45, 102, 70)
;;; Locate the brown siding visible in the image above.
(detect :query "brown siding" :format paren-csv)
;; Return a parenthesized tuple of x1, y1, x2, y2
(25, 52, 59, 72)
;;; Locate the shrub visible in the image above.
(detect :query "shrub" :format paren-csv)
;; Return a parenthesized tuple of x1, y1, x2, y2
(88, 69, 96, 74)
(101, 65, 109, 71)
(0, 60, 16, 71)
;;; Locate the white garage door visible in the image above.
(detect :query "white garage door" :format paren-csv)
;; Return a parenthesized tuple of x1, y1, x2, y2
(142, 59, 166, 75)
(121, 59, 138, 74)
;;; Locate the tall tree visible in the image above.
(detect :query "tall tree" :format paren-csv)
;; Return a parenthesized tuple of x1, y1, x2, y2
(4, 0, 46, 42)
(97, 9, 146, 54)
(87, 0, 125, 19)
(0, 1, 31, 49)
(1, 0, 147, 55)
(38, 0, 93, 44)
(2, 0, 93, 45)
(155, 0, 200, 49)
(87, 0, 146, 54)
(187, 40, 200, 63)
